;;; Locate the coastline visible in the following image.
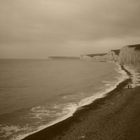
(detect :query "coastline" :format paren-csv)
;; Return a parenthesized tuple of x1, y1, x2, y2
(21, 63, 134, 140)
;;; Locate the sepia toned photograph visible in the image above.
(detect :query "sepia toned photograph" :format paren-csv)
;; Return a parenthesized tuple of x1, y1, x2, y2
(0, 0, 140, 140)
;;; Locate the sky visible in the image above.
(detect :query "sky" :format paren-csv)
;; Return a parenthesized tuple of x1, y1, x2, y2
(0, 0, 140, 58)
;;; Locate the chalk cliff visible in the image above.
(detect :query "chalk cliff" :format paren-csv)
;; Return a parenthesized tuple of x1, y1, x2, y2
(106, 50, 120, 62)
(81, 51, 120, 62)
(119, 44, 140, 65)
(81, 44, 140, 66)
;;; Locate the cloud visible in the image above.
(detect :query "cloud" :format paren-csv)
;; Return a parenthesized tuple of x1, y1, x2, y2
(0, 0, 140, 57)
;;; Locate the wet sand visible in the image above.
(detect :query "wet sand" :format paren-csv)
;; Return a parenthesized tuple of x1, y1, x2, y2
(23, 67, 140, 140)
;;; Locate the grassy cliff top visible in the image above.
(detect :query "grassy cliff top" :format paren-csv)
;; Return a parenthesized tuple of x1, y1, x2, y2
(128, 44, 140, 51)
(86, 53, 107, 57)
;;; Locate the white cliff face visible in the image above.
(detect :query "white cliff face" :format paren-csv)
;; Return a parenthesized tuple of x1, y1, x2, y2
(119, 45, 140, 65)
(80, 55, 92, 60)
(91, 55, 107, 61)
(81, 45, 140, 65)
(82, 51, 119, 62)
(106, 51, 119, 62)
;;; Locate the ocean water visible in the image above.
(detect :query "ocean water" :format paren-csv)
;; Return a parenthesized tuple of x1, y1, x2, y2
(0, 59, 128, 140)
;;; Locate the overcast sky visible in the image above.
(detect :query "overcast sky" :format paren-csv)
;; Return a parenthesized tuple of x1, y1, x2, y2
(0, 0, 140, 58)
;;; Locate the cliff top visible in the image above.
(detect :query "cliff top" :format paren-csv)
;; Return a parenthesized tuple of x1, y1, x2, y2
(128, 44, 140, 51)
(87, 53, 107, 57)
(111, 49, 120, 55)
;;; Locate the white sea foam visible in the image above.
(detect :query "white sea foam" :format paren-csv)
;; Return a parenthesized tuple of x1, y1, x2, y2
(0, 126, 20, 138)
(124, 65, 140, 88)
(11, 64, 129, 140)
(11, 103, 78, 140)
(117, 64, 129, 80)
(30, 106, 56, 119)
(77, 70, 127, 109)
(0, 125, 32, 139)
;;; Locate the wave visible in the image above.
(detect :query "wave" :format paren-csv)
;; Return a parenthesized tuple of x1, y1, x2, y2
(10, 64, 129, 140)
(11, 103, 78, 140)
(123, 65, 140, 87)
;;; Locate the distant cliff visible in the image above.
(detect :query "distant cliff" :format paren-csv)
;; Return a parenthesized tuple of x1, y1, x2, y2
(81, 51, 119, 62)
(49, 56, 80, 60)
(119, 44, 140, 65)
(80, 53, 107, 61)
(80, 44, 140, 65)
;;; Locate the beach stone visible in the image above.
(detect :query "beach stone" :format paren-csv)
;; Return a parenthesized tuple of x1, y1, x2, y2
(79, 135, 86, 139)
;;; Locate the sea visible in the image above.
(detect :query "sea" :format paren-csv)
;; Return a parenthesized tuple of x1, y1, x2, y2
(0, 59, 128, 140)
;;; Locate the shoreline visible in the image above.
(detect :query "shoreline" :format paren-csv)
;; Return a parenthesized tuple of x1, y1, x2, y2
(22, 64, 132, 140)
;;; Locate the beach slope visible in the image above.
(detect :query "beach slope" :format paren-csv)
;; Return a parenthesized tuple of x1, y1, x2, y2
(23, 76, 140, 140)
